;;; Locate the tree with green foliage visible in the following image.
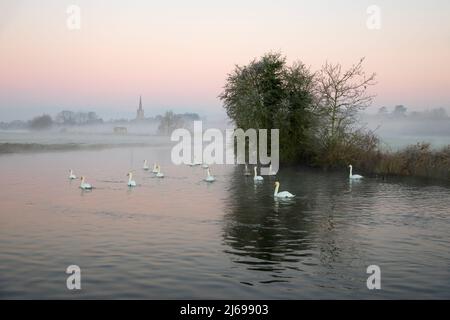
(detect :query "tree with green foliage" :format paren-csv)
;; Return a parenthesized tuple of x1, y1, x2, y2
(219, 52, 315, 162)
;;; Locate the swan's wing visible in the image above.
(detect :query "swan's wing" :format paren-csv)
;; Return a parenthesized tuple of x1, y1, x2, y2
(277, 191, 295, 198)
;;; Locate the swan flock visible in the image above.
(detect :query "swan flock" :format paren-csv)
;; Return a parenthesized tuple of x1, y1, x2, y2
(72, 162, 363, 200)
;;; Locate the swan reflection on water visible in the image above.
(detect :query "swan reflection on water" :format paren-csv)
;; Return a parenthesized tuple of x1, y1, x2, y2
(273, 196, 296, 213)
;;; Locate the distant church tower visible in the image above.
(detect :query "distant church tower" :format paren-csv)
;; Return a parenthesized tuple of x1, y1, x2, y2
(136, 95, 145, 120)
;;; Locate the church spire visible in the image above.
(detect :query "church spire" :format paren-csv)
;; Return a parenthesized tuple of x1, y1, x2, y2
(136, 95, 144, 120)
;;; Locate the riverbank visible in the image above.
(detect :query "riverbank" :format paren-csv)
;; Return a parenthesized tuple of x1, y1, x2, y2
(352, 142, 450, 181)
(0, 131, 170, 155)
(0, 142, 153, 154)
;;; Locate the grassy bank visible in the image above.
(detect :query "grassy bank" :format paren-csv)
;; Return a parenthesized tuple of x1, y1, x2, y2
(350, 142, 450, 181)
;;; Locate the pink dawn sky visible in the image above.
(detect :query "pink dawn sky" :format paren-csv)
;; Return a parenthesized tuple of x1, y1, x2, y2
(0, 0, 449, 121)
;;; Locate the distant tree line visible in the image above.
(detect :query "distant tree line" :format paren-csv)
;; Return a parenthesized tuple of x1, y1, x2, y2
(105, 111, 200, 134)
(0, 111, 103, 131)
(377, 105, 449, 120)
(54, 110, 103, 126)
(0, 110, 201, 133)
(0, 114, 56, 131)
(0, 120, 29, 130)
(157, 111, 200, 135)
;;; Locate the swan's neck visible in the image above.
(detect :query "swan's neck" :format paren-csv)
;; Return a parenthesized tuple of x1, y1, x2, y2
(70, 170, 73, 176)
(128, 173, 132, 182)
(207, 169, 211, 177)
(254, 167, 257, 177)
(269, 164, 272, 173)
(274, 184, 279, 196)
(349, 166, 353, 177)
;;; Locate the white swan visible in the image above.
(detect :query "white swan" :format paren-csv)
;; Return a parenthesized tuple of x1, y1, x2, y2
(68, 169, 77, 180)
(253, 166, 264, 181)
(244, 164, 251, 176)
(156, 165, 164, 178)
(349, 164, 363, 179)
(127, 172, 137, 187)
(79, 176, 92, 190)
(204, 168, 215, 182)
(152, 163, 158, 173)
(143, 160, 149, 171)
(274, 181, 295, 198)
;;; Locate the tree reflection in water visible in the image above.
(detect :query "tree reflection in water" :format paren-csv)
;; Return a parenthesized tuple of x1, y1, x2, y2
(221, 165, 374, 287)
(222, 166, 314, 279)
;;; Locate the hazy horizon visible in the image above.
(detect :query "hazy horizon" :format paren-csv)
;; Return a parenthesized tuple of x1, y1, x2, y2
(1, 0, 450, 121)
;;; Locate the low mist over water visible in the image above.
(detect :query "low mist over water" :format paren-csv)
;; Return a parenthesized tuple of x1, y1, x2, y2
(361, 107, 450, 149)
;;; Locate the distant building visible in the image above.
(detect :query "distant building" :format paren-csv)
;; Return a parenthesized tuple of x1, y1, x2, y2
(136, 95, 145, 120)
(113, 126, 128, 134)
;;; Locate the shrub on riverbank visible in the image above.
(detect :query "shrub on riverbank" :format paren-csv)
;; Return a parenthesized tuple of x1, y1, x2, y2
(373, 143, 450, 180)
(327, 141, 450, 181)
(311, 128, 380, 170)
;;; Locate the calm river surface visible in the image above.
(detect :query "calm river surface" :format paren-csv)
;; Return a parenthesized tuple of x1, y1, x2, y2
(0, 139, 449, 299)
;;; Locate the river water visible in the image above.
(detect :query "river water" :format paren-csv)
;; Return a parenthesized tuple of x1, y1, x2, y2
(0, 139, 449, 299)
